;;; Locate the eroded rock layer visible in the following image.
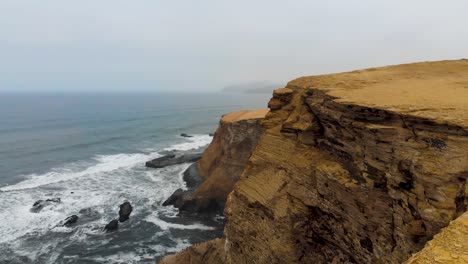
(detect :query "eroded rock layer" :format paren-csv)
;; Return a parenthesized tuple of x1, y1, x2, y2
(171, 109, 268, 213)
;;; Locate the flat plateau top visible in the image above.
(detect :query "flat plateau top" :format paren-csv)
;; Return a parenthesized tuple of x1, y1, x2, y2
(289, 60, 468, 128)
(221, 109, 269, 123)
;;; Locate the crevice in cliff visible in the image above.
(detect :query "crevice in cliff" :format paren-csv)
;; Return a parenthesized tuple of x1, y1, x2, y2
(359, 238, 374, 253)
(301, 93, 368, 185)
(397, 161, 414, 191)
(301, 205, 359, 263)
(455, 174, 467, 218)
(399, 115, 418, 140)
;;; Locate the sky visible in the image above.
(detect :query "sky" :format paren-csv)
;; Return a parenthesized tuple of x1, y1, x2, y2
(0, 0, 467, 93)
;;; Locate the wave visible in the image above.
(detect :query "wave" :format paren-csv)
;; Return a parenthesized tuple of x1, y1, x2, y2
(163, 134, 213, 151)
(145, 214, 215, 231)
(0, 134, 212, 192)
(0, 133, 217, 262)
(0, 152, 160, 192)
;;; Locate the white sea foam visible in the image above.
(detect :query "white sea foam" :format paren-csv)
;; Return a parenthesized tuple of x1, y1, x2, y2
(0, 152, 161, 192)
(163, 134, 213, 151)
(145, 214, 215, 231)
(1, 134, 212, 192)
(0, 134, 216, 261)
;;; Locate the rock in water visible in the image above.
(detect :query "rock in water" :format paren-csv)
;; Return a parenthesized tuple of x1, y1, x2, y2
(30, 198, 61, 213)
(182, 163, 203, 189)
(162, 188, 186, 207)
(105, 219, 118, 232)
(145, 153, 202, 169)
(180, 133, 193, 138)
(46, 198, 61, 203)
(119, 202, 133, 222)
(61, 215, 79, 227)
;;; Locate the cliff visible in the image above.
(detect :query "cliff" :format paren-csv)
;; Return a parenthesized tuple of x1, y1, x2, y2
(159, 60, 468, 263)
(166, 109, 268, 213)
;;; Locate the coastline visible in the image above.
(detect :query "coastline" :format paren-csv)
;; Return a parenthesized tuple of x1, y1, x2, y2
(158, 60, 468, 264)
(0, 92, 270, 263)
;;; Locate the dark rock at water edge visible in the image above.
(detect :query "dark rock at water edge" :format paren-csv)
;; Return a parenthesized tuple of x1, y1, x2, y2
(162, 162, 222, 214)
(46, 198, 61, 203)
(105, 219, 119, 232)
(161, 163, 202, 208)
(61, 215, 79, 227)
(162, 164, 201, 210)
(179, 198, 223, 215)
(180, 133, 193, 138)
(162, 188, 186, 207)
(145, 152, 202, 169)
(119, 201, 133, 222)
(183, 163, 203, 188)
(31, 198, 61, 213)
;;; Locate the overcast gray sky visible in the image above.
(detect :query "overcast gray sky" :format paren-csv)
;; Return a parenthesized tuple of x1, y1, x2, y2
(1, 0, 467, 92)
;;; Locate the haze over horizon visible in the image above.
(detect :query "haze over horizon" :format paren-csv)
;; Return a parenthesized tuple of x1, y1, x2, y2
(1, 0, 467, 93)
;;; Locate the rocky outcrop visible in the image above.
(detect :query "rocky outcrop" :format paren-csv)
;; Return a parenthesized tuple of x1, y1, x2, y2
(119, 201, 133, 222)
(159, 60, 468, 263)
(405, 212, 468, 263)
(105, 219, 119, 232)
(165, 109, 268, 213)
(146, 152, 202, 169)
(60, 215, 79, 227)
(30, 198, 61, 213)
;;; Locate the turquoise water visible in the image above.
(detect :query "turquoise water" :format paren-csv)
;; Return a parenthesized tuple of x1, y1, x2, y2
(0, 92, 270, 263)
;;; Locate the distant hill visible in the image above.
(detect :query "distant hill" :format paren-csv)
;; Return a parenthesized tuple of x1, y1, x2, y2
(222, 81, 282, 94)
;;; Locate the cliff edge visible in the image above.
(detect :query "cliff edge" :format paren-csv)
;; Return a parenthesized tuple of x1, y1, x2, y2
(159, 60, 468, 263)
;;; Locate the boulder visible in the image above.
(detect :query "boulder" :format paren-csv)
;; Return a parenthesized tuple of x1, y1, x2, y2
(162, 188, 186, 207)
(119, 201, 133, 222)
(180, 133, 193, 138)
(31, 198, 61, 213)
(105, 219, 118, 232)
(61, 215, 79, 227)
(46, 198, 61, 203)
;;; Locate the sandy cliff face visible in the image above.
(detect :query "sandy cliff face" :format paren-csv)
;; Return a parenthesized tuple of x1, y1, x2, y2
(158, 60, 468, 264)
(224, 60, 468, 263)
(175, 109, 268, 213)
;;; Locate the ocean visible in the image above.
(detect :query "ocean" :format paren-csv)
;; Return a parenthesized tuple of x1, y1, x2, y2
(0, 92, 270, 264)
